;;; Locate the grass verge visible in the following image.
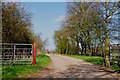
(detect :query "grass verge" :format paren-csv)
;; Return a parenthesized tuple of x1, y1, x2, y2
(63, 54, 104, 65)
(63, 54, 120, 72)
(2, 53, 51, 78)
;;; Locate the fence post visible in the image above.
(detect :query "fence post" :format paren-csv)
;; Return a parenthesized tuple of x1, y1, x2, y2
(32, 42, 36, 65)
(13, 44, 16, 64)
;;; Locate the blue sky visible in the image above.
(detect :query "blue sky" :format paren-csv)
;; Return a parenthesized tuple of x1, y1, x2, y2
(22, 2, 67, 50)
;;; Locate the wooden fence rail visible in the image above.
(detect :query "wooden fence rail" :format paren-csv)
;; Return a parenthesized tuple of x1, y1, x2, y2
(110, 44, 120, 66)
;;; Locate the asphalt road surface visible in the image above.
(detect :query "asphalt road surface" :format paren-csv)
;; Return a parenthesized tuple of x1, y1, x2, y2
(29, 54, 120, 79)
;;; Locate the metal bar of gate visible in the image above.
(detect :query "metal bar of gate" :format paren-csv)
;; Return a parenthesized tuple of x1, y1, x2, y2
(1, 43, 33, 65)
(0, 43, 32, 45)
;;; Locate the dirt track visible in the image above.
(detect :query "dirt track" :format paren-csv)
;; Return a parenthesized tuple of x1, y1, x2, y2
(29, 54, 120, 78)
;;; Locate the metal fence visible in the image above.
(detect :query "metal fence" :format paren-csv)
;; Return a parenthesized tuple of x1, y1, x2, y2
(110, 44, 120, 66)
(0, 43, 33, 65)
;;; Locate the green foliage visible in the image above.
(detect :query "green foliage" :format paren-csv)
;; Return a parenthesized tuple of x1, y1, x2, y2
(2, 2, 33, 43)
(2, 2, 44, 50)
(111, 64, 120, 73)
(33, 33, 44, 50)
(2, 54, 51, 78)
(54, 2, 120, 68)
(54, 2, 106, 55)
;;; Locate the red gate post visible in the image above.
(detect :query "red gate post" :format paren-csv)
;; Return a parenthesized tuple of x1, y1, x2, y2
(32, 42, 36, 65)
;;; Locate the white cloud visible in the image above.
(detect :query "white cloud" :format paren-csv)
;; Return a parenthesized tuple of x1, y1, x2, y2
(54, 15, 66, 22)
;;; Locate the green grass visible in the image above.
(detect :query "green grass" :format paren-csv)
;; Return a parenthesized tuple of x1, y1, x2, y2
(63, 54, 120, 72)
(63, 54, 104, 65)
(111, 64, 120, 73)
(2, 53, 51, 78)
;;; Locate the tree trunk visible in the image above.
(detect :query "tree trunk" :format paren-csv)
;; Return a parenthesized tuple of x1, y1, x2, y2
(84, 42, 87, 55)
(105, 37, 110, 68)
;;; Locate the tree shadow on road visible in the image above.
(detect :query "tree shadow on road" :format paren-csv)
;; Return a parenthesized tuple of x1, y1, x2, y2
(48, 64, 118, 78)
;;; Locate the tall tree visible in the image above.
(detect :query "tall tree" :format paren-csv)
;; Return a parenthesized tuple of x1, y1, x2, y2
(96, 2, 120, 68)
(54, 1, 120, 69)
(2, 2, 45, 51)
(2, 2, 32, 43)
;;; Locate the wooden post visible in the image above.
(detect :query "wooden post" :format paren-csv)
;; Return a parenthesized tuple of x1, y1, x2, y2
(32, 42, 36, 65)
